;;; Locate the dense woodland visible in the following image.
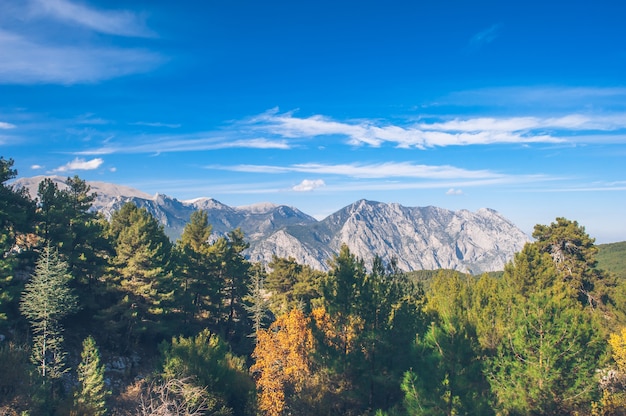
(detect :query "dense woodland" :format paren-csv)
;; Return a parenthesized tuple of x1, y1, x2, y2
(2, 155, 626, 415)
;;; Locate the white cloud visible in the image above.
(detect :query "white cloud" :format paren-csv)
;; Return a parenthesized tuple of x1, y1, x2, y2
(30, 0, 154, 38)
(53, 157, 103, 172)
(76, 135, 291, 155)
(247, 109, 626, 149)
(0, 29, 163, 84)
(292, 179, 326, 192)
(248, 110, 570, 148)
(0, 121, 16, 129)
(215, 161, 503, 180)
(446, 188, 464, 195)
(31, 164, 43, 170)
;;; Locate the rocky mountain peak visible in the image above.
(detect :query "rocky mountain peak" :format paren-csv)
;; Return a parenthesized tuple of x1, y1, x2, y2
(12, 176, 530, 274)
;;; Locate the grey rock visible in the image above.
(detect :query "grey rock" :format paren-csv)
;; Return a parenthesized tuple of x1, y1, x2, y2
(13, 177, 530, 274)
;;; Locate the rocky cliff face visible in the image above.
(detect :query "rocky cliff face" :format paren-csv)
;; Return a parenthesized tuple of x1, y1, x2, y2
(245, 200, 529, 274)
(13, 177, 529, 274)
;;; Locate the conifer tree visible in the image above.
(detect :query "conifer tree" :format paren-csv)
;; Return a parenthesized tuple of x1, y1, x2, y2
(533, 217, 603, 306)
(35, 176, 110, 313)
(266, 255, 322, 315)
(73, 336, 110, 416)
(174, 210, 220, 328)
(20, 246, 78, 381)
(208, 228, 251, 344)
(403, 271, 492, 415)
(101, 203, 173, 348)
(487, 243, 605, 414)
(245, 262, 270, 337)
(0, 156, 35, 325)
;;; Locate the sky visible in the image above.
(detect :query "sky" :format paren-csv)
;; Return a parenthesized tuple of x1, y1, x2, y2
(1, 0, 625, 243)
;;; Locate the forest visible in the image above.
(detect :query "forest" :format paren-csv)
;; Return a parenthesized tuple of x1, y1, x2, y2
(1, 155, 626, 416)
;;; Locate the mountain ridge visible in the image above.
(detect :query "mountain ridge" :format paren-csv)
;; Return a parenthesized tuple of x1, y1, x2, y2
(12, 176, 530, 274)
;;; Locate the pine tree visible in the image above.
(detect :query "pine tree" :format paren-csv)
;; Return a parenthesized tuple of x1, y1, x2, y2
(208, 228, 251, 344)
(73, 336, 110, 416)
(174, 210, 220, 328)
(0, 156, 35, 325)
(487, 243, 605, 414)
(533, 217, 603, 306)
(20, 246, 78, 380)
(266, 255, 322, 315)
(101, 203, 173, 348)
(403, 271, 492, 415)
(245, 263, 270, 337)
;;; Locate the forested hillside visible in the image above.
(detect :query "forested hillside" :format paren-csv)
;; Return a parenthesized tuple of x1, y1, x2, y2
(598, 241, 626, 280)
(2, 156, 626, 415)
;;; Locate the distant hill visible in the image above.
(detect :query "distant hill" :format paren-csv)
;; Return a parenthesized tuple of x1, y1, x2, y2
(597, 241, 626, 279)
(12, 176, 530, 274)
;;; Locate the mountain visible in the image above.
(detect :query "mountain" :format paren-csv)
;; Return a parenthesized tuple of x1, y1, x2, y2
(12, 176, 530, 274)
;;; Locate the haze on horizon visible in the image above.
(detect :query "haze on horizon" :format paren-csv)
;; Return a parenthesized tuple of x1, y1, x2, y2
(1, 0, 625, 243)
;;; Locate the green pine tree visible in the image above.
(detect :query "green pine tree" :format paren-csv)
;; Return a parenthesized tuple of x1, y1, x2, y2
(244, 262, 270, 337)
(20, 246, 78, 381)
(487, 242, 606, 414)
(0, 156, 35, 325)
(73, 336, 110, 416)
(173, 210, 220, 329)
(100, 203, 173, 348)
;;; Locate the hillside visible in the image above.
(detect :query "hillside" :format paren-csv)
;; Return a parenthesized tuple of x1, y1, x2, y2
(597, 241, 626, 279)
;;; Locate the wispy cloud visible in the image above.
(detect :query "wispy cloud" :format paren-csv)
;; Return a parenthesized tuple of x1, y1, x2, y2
(246, 109, 626, 148)
(441, 86, 626, 112)
(52, 157, 103, 172)
(211, 161, 504, 180)
(76, 135, 290, 155)
(130, 122, 182, 129)
(293, 179, 326, 192)
(30, 0, 155, 37)
(0, 29, 163, 85)
(467, 24, 501, 52)
(248, 110, 568, 148)
(0, 0, 161, 84)
(0, 121, 16, 129)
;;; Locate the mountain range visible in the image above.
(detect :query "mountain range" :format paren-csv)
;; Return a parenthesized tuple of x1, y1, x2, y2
(13, 176, 530, 274)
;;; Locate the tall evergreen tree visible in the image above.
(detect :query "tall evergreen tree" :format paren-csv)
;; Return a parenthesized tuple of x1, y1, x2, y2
(487, 243, 606, 414)
(265, 255, 322, 315)
(533, 217, 604, 306)
(20, 246, 78, 381)
(0, 157, 35, 325)
(174, 210, 220, 329)
(245, 262, 270, 338)
(35, 176, 110, 321)
(73, 336, 110, 416)
(208, 228, 251, 346)
(101, 203, 173, 348)
(402, 271, 492, 416)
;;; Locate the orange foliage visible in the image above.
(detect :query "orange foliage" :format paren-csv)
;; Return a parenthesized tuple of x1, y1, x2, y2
(311, 306, 362, 356)
(251, 308, 314, 416)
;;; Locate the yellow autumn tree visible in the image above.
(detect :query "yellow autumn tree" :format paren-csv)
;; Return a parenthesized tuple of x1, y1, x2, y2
(251, 308, 314, 416)
(595, 327, 626, 415)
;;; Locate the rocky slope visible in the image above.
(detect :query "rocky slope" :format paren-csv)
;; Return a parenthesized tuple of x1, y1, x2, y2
(13, 176, 530, 274)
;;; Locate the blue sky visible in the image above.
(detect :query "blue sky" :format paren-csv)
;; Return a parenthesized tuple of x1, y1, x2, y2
(1, 0, 625, 243)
